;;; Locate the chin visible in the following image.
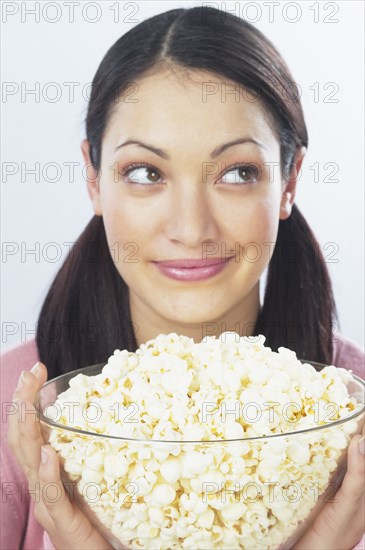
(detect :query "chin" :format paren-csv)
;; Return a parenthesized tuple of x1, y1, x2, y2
(160, 302, 233, 327)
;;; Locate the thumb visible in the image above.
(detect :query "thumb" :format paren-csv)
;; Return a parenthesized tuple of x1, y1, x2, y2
(38, 445, 112, 549)
(339, 434, 365, 501)
(38, 445, 79, 529)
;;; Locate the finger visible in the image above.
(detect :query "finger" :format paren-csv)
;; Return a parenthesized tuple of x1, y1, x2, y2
(38, 445, 76, 548)
(339, 434, 365, 501)
(12, 361, 48, 401)
(294, 435, 365, 550)
(8, 370, 34, 446)
(8, 362, 47, 450)
(29, 360, 48, 385)
(7, 400, 44, 495)
(38, 445, 111, 549)
(8, 398, 40, 461)
(38, 445, 79, 531)
(12, 399, 44, 482)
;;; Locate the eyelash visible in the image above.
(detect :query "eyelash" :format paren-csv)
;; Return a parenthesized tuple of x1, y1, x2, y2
(119, 161, 260, 186)
(119, 162, 162, 185)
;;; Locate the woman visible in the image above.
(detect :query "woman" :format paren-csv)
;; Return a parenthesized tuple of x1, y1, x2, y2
(2, 6, 364, 549)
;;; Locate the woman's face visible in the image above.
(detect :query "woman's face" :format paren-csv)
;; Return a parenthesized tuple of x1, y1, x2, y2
(83, 68, 303, 343)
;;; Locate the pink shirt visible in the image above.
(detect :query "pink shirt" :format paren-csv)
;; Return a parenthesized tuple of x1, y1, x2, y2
(1, 336, 364, 550)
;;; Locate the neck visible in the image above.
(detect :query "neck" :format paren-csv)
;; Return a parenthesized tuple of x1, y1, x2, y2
(129, 283, 261, 348)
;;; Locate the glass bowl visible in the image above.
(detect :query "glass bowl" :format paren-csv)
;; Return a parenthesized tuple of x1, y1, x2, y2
(35, 361, 365, 550)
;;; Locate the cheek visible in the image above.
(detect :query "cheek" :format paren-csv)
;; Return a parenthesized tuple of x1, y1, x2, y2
(101, 206, 144, 285)
(99, 177, 162, 245)
(227, 195, 281, 280)
(99, 184, 142, 243)
(99, 200, 141, 268)
(218, 188, 281, 246)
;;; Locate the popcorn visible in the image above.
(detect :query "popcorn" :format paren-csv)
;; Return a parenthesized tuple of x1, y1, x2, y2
(44, 332, 364, 550)
(149, 484, 176, 507)
(160, 457, 182, 483)
(220, 501, 247, 522)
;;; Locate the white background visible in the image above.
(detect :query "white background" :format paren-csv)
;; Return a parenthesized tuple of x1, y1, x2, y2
(1, 0, 364, 353)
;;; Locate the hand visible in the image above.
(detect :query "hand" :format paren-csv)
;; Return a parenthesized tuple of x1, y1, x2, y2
(8, 362, 113, 550)
(293, 432, 365, 550)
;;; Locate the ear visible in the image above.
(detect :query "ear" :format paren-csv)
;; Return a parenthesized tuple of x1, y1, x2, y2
(81, 139, 102, 216)
(279, 146, 306, 220)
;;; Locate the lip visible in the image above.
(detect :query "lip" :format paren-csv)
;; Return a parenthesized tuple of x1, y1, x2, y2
(152, 256, 235, 281)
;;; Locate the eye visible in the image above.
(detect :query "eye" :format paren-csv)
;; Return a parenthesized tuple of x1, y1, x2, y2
(120, 163, 162, 184)
(219, 163, 260, 185)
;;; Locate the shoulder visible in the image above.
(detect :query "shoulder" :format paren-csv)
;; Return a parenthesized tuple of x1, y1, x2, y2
(332, 333, 365, 380)
(0, 339, 39, 403)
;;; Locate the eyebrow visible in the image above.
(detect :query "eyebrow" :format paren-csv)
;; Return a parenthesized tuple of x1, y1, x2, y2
(113, 137, 266, 159)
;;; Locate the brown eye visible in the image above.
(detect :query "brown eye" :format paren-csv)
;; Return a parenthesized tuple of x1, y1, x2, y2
(122, 165, 162, 184)
(220, 164, 259, 184)
(145, 168, 160, 182)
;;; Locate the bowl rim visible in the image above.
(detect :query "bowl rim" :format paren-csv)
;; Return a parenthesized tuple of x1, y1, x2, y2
(35, 359, 365, 444)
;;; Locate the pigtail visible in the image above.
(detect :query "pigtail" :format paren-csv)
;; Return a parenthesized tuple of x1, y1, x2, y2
(36, 216, 137, 379)
(255, 204, 337, 363)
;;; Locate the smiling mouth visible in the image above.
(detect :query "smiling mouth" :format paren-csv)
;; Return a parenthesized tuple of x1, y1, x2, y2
(152, 257, 235, 269)
(151, 256, 235, 281)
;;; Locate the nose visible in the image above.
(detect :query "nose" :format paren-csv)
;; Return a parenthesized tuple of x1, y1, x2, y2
(164, 180, 219, 249)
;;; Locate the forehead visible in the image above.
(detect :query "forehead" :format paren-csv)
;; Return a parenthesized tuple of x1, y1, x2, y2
(103, 67, 279, 152)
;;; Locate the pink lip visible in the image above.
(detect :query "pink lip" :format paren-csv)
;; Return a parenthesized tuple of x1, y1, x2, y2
(152, 256, 235, 281)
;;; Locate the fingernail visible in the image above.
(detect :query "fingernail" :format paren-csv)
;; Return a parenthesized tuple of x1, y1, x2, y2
(41, 446, 49, 465)
(16, 371, 26, 391)
(31, 362, 41, 375)
(358, 436, 365, 456)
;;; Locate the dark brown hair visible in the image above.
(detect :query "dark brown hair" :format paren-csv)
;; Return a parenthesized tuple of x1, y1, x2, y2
(36, 7, 337, 379)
